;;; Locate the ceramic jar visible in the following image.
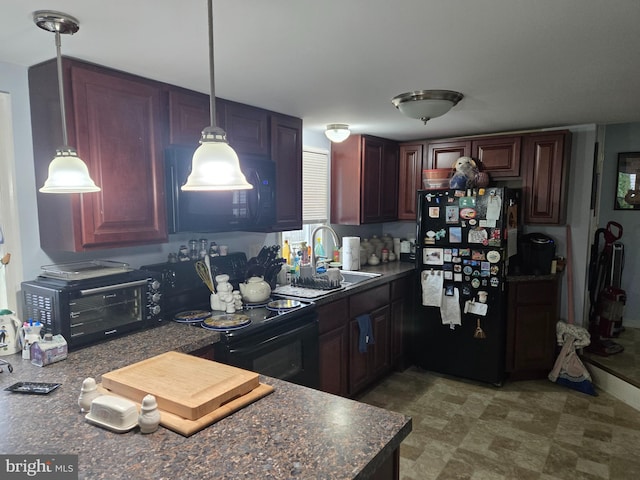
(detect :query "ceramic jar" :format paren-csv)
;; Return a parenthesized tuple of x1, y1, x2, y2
(368, 253, 380, 266)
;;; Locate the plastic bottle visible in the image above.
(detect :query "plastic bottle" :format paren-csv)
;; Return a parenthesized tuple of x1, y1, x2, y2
(283, 240, 291, 265)
(314, 238, 325, 258)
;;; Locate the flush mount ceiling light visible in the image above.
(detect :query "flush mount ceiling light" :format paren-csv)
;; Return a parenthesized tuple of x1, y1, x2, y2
(391, 90, 464, 125)
(325, 124, 351, 143)
(34, 10, 100, 193)
(182, 0, 252, 191)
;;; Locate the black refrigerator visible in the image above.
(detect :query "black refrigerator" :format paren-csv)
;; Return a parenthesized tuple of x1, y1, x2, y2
(412, 187, 517, 385)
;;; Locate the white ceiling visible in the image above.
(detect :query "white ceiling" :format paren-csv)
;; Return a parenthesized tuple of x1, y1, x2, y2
(2, 0, 640, 142)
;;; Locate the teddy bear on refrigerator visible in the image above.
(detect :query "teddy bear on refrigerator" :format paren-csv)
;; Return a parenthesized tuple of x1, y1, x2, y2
(449, 156, 480, 189)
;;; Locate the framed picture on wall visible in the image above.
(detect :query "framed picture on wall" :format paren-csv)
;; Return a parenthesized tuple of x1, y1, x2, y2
(615, 152, 640, 210)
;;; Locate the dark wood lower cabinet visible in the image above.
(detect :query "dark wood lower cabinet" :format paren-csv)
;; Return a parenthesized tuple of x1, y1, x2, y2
(506, 277, 560, 379)
(349, 304, 391, 395)
(318, 277, 411, 398)
(318, 298, 349, 397)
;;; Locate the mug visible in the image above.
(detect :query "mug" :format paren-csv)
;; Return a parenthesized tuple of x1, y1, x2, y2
(326, 268, 344, 285)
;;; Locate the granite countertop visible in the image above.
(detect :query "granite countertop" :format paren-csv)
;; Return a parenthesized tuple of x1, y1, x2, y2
(0, 322, 411, 479)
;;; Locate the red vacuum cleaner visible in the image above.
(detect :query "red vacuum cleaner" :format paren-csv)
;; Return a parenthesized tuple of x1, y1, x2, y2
(587, 221, 625, 356)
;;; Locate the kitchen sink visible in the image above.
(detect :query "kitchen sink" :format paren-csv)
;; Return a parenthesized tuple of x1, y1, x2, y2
(340, 271, 382, 286)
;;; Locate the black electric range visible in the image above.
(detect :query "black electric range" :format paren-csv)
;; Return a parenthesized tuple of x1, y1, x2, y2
(141, 256, 319, 388)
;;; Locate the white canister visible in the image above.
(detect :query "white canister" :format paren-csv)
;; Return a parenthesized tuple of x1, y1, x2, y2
(0, 310, 22, 356)
(342, 236, 360, 271)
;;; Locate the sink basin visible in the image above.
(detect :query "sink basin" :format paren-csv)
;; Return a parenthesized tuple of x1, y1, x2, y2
(340, 271, 382, 286)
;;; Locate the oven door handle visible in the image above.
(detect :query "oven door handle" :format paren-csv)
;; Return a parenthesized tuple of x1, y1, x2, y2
(79, 279, 148, 296)
(228, 319, 317, 354)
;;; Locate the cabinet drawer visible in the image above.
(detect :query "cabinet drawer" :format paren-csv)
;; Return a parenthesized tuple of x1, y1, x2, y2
(514, 280, 556, 304)
(349, 285, 389, 318)
(317, 298, 349, 335)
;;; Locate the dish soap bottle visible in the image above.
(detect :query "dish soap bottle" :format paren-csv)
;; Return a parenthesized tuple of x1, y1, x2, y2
(283, 240, 291, 265)
(314, 238, 325, 258)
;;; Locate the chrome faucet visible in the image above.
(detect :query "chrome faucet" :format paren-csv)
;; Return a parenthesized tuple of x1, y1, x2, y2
(310, 225, 340, 272)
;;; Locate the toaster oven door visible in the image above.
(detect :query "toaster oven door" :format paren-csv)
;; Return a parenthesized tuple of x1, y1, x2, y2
(68, 280, 148, 342)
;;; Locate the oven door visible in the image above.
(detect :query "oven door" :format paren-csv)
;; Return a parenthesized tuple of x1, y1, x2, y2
(214, 316, 319, 389)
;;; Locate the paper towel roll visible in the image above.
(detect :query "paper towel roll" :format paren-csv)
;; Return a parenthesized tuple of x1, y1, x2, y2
(342, 236, 360, 271)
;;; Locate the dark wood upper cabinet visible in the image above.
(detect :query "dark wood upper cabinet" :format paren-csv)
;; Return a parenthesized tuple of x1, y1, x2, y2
(426, 140, 471, 170)
(331, 134, 399, 225)
(522, 131, 571, 224)
(271, 113, 303, 231)
(168, 88, 210, 146)
(218, 99, 270, 157)
(397, 143, 425, 220)
(29, 57, 168, 251)
(471, 135, 522, 177)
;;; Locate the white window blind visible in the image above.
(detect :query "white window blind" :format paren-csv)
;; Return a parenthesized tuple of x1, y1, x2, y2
(302, 147, 329, 224)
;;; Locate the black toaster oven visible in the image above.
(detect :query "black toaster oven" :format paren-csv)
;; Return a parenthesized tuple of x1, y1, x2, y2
(21, 268, 162, 350)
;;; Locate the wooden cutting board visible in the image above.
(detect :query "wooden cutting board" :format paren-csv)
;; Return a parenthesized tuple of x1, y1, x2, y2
(101, 351, 260, 420)
(96, 382, 274, 437)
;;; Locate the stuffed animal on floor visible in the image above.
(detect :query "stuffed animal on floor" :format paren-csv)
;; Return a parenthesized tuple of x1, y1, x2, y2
(449, 156, 479, 189)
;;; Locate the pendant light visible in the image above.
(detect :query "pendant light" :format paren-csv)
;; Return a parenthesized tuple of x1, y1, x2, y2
(324, 124, 351, 143)
(391, 90, 464, 125)
(34, 11, 100, 193)
(182, 0, 252, 191)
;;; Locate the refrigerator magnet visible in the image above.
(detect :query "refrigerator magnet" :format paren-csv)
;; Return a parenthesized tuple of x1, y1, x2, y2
(468, 228, 488, 244)
(460, 208, 476, 219)
(487, 250, 501, 263)
(445, 206, 459, 223)
(429, 206, 440, 218)
(423, 248, 444, 265)
(454, 273, 463, 282)
(471, 278, 481, 288)
(490, 277, 500, 287)
(481, 261, 490, 270)
(459, 196, 476, 207)
(449, 227, 462, 243)
(444, 271, 453, 280)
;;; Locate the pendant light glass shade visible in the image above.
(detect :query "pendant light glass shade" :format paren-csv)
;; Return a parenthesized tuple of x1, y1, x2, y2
(324, 124, 351, 143)
(392, 90, 464, 124)
(182, 127, 253, 191)
(40, 147, 100, 193)
(34, 10, 100, 193)
(181, 0, 252, 191)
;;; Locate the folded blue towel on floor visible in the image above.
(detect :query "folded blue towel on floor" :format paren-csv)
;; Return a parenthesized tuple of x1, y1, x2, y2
(356, 314, 375, 353)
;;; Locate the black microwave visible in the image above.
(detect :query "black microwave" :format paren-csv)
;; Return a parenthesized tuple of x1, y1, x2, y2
(164, 146, 276, 233)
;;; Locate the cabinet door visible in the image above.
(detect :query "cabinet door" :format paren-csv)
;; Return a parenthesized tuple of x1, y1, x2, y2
(318, 299, 349, 396)
(319, 326, 349, 396)
(506, 280, 559, 377)
(271, 114, 303, 230)
(522, 131, 571, 224)
(471, 135, 521, 177)
(381, 141, 399, 221)
(361, 137, 398, 223)
(361, 137, 385, 223)
(218, 99, 269, 156)
(426, 140, 471, 169)
(168, 88, 210, 146)
(70, 63, 168, 249)
(348, 305, 390, 395)
(398, 143, 425, 220)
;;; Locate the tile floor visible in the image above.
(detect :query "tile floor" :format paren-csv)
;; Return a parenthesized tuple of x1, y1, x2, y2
(358, 366, 640, 480)
(582, 327, 640, 388)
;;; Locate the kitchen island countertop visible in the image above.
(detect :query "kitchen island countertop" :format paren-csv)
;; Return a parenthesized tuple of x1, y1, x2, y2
(0, 322, 411, 479)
